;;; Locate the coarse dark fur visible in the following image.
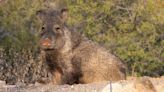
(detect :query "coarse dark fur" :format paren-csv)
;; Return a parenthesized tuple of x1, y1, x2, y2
(37, 8, 126, 85)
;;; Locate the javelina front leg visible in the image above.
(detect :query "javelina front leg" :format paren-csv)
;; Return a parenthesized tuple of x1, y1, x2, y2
(52, 64, 74, 85)
(58, 60, 77, 85)
(62, 68, 78, 85)
(52, 67, 63, 85)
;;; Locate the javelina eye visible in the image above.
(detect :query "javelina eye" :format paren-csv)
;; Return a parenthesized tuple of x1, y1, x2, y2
(40, 26, 46, 36)
(41, 24, 46, 31)
(53, 25, 61, 32)
(56, 27, 60, 30)
(41, 24, 46, 30)
(42, 26, 45, 30)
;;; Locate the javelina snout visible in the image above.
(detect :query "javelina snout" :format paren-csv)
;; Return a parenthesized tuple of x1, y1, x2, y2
(40, 35, 54, 50)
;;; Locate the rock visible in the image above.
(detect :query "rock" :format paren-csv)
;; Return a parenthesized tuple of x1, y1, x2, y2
(0, 76, 163, 92)
(102, 77, 157, 92)
(0, 80, 6, 88)
(133, 77, 156, 92)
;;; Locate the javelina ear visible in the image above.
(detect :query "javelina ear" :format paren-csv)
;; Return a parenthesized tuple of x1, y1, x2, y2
(60, 8, 68, 22)
(36, 10, 46, 20)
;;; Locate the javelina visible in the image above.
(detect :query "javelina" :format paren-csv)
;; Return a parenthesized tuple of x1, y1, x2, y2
(37, 8, 126, 85)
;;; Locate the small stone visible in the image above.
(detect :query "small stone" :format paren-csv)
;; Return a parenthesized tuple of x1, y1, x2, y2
(35, 82, 43, 86)
(0, 80, 6, 85)
(71, 85, 74, 88)
(15, 82, 26, 87)
(0, 80, 6, 88)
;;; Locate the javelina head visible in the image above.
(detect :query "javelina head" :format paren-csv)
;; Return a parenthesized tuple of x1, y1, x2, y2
(37, 9, 71, 52)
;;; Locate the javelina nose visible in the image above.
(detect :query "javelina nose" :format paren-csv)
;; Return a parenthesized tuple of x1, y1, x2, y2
(40, 38, 52, 49)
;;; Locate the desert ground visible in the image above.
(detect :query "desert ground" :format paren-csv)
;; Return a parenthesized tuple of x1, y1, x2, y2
(0, 76, 163, 92)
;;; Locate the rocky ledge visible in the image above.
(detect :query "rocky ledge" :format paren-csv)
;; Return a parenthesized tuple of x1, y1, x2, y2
(0, 76, 163, 92)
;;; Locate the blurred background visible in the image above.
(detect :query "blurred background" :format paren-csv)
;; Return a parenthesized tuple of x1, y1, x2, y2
(0, 0, 163, 84)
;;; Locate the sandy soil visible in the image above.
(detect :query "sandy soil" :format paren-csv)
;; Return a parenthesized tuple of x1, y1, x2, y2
(0, 76, 163, 92)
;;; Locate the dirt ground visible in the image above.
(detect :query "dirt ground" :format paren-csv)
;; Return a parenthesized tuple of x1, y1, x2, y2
(0, 76, 163, 92)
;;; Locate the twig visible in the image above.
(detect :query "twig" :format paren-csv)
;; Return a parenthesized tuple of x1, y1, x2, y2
(110, 81, 112, 92)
